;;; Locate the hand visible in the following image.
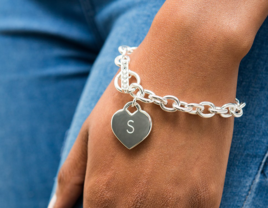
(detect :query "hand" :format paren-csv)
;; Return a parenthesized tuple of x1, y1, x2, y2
(52, 1, 268, 207)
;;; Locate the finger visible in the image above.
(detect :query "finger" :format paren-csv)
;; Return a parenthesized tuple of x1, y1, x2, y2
(52, 122, 89, 208)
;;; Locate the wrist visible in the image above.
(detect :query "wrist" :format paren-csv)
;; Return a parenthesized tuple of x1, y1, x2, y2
(126, 1, 262, 106)
(129, 41, 239, 106)
(152, 0, 264, 59)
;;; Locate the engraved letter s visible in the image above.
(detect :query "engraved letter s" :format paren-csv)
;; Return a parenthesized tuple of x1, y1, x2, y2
(126, 120, 134, 134)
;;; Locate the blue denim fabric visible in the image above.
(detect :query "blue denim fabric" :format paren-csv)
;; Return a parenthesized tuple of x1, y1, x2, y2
(0, 0, 100, 207)
(0, 0, 267, 207)
(221, 20, 268, 208)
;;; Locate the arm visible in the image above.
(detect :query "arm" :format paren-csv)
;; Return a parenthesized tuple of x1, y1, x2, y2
(53, 1, 268, 207)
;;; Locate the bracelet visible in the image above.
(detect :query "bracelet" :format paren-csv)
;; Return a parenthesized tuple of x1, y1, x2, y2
(111, 45, 246, 149)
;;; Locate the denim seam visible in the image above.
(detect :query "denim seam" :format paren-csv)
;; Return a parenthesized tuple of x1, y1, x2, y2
(78, 0, 104, 48)
(241, 148, 268, 207)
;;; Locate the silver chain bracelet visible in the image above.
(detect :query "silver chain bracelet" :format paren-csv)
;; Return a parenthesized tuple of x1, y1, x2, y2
(111, 45, 246, 149)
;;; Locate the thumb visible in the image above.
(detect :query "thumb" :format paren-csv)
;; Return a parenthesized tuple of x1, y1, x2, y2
(49, 122, 89, 208)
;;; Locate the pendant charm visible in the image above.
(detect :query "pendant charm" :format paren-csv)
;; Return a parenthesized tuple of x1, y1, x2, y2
(111, 101, 152, 149)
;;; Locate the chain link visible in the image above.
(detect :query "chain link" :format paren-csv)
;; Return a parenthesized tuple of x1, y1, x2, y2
(136, 90, 155, 103)
(160, 95, 180, 112)
(114, 46, 246, 118)
(173, 101, 193, 113)
(128, 83, 145, 98)
(148, 94, 168, 106)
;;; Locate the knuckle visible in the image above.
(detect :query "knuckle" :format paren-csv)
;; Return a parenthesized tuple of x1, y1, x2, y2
(57, 166, 67, 186)
(186, 178, 221, 208)
(84, 174, 117, 207)
(57, 164, 84, 188)
(81, 118, 91, 132)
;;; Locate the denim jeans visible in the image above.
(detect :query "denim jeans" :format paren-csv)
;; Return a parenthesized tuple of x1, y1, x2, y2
(0, 0, 267, 207)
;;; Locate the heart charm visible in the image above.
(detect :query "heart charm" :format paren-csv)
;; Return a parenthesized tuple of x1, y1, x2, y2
(111, 101, 152, 149)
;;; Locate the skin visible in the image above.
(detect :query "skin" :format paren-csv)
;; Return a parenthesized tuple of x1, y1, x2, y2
(53, 0, 268, 207)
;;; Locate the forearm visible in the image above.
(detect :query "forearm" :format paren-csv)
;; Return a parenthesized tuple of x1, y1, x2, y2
(131, 0, 267, 104)
(162, 0, 268, 37)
